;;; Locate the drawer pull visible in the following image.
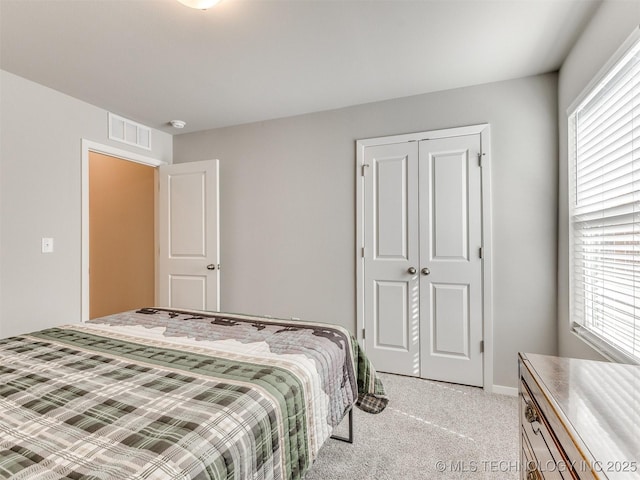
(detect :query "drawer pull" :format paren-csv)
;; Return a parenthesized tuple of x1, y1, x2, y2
(524, 401, 539, 424)
(526, 468, 542, 480)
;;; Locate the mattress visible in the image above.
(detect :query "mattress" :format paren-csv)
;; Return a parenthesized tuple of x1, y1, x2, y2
(0, 308, 387, 479)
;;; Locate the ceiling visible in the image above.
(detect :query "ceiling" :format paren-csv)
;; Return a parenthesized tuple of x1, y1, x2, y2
(0, 0, 601, 134)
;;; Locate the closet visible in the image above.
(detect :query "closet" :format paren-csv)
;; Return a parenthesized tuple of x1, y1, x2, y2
(357, 125, 491, 387)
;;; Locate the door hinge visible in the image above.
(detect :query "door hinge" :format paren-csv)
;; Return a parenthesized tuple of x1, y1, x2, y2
(480, 340, 484, 353)
(361, 246, 366, 258)
(479, 247, 483, 259)
(478, 152, 485, 167)
(361, 164, 370, 176)
(362, 328, 366, 339)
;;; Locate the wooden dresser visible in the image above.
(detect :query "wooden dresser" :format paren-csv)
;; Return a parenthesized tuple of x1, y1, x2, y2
(518, 353, 640, 480)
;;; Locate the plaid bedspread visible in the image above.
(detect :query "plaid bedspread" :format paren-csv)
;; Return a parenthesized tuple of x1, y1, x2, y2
(0, 308, 387, 479)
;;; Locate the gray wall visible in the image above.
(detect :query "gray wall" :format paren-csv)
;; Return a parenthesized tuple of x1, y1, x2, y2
(0, 70, 173, 338)
(174, 73, 559, 389)
(558, 2, 640, 360)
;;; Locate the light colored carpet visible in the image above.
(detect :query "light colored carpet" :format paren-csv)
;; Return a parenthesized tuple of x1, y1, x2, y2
(305, 373, 519, 479)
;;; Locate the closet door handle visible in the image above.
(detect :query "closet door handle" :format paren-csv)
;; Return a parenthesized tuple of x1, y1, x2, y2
(421, 268, 430, 276)
(206, 264, 216, 271)
(407, 267, 417, 275)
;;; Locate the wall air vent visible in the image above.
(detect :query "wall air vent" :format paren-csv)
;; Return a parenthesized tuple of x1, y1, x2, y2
(108, 113, 152, 151)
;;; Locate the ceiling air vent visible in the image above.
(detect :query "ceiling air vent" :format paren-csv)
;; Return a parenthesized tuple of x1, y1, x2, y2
(108, 113, 152, 151)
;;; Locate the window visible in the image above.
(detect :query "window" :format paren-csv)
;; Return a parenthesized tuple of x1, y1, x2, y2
(569, 34, 640, 363)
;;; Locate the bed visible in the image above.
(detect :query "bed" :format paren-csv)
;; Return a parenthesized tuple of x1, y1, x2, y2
(0, 308, 388, 479)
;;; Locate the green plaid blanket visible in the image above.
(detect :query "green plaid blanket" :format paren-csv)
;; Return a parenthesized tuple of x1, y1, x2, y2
(0, 309, 387, 479)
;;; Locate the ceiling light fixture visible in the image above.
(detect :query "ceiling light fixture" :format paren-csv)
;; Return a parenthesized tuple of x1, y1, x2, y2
(170, 120, 186, 129)
(176, 0, 222, 10)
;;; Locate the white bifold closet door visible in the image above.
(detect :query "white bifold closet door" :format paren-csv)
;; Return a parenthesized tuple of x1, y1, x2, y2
(363, 134, 483, 387)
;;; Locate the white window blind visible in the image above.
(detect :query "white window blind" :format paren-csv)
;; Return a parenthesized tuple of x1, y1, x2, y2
(570, 37, 640, 363)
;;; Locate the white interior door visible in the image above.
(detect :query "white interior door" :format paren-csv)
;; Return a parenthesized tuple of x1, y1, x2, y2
(158, 160, 220, 311)
(363, 142, 420, 377)
(419, 135, 483, 387)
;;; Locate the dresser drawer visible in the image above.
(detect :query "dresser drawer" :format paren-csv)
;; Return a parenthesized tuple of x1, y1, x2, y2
(520, 381, 572, 479)
(522, 430, 544, 480)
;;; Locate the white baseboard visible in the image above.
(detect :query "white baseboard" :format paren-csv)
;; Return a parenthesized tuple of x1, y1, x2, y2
(491, 385, 518, 396)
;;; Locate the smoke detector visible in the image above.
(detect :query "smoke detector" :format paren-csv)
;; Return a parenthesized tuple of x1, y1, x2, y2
(170, 120, 186, 129)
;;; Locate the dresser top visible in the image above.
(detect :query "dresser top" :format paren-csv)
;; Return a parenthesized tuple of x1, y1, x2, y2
(520, 353, 640, 476)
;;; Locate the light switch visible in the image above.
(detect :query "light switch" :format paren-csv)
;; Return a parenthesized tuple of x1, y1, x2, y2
(42, 237, 54, 253)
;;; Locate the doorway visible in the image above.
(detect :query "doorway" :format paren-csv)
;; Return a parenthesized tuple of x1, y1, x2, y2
(81, 140, 165, 322)
(81, 140, 221, 321)
(356, 124, 493, 389)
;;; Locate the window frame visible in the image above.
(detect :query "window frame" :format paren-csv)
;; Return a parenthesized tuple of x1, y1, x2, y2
(568, 27, 640, 365)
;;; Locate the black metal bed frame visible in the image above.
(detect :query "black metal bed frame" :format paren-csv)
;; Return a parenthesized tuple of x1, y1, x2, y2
(329, 408, 353, 444)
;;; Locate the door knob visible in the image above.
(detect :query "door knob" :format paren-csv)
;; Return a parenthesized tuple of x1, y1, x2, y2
(206, 264, 216, 270)
(421, 267, 430, 276)
(407, 267, 417, 275)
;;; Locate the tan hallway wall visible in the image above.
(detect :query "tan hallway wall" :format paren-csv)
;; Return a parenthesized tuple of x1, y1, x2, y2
(89, 152, 155, 319)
